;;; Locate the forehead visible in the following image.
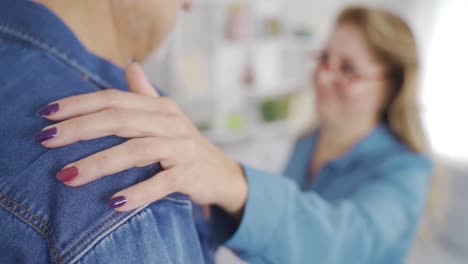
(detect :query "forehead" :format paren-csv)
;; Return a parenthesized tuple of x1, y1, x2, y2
(326, 24, 379, 66)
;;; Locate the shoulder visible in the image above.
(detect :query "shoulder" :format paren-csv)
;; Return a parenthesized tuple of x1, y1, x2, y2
(379, 129, 432, 175)
(0, 32, 200, 263)
(0, 40, 105, 178)
(380, 150, 432, 173)
(370, 137, 433, 190)
(361, 125, 432, 174)
(347, 125, 433, 188)
(0, 41, 169, 261)
(0, 38, 94, 96)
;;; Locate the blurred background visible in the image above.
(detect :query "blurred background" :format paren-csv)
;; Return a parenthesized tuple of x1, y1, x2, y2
(143, 0, 468, 263)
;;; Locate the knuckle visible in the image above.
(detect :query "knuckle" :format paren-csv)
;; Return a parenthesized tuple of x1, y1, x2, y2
(181, 137, 197, 156)
(160, 97, 179, 112)
(66, 118, 81, 137)
(108, 108, 128, 125)
(93, 153, 109, 172)
(165, 173, 181, 192)
(185, 137, 196, 148)
(103, 89, 121, 105)
(127, 138, 144, 154)
(128, 138, 153, 159)
(105, 108, 126, 134)
(169, 113, 192, 136)
(168, 114, 185, 130)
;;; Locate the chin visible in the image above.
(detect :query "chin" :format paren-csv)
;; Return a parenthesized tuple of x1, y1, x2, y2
(316, 106, 334, 124)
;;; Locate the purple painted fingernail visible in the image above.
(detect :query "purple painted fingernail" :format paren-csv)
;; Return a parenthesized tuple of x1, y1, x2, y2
(35, 127, 57, 143)
(109, 196, 127, 209)
(37, 103, 59, 117)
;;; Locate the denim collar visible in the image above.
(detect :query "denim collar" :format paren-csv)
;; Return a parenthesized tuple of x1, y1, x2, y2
(0, 0, 128, 91)
(307, 124, 398, 172)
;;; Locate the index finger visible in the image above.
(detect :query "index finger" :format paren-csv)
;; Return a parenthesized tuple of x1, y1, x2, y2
(126, 63, 160, 97)
(36, 63, 165, 120)
(36, 89, 178, 121)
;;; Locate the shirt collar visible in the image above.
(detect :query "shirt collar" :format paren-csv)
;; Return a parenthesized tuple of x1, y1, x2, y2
(310, 124, 399, 172)
(0, 0, 128, 91)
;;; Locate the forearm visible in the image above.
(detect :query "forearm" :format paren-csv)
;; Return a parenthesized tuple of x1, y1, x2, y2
(210, 163, 429, 263)
(211, 167, 380, 263)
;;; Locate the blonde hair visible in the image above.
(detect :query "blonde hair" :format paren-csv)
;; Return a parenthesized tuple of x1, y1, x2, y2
(336, 6, 447, 239)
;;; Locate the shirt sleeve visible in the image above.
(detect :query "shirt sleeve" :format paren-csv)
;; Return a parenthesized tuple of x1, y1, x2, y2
(210, 154, 432, 263)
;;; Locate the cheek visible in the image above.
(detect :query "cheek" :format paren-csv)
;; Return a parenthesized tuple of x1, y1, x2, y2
(312, 68, 336, 101)
(340, 83, 385, 114)
(312, 69, 343, 119)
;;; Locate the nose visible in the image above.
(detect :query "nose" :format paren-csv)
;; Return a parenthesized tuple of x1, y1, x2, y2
(315, 65, 339, 88)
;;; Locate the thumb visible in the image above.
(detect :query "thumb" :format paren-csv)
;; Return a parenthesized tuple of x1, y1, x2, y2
(125, 63, 160, 97)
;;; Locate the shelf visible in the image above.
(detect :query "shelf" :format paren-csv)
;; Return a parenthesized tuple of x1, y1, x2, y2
(205, 120, 299, 145)
(165, 0, 317, 149)
(281, 38, 321, 52)
(214, 37, 319, 51)
(175, 93, 215, 104)
(244, 82, 307, 100)
(173, 80, 307, 105)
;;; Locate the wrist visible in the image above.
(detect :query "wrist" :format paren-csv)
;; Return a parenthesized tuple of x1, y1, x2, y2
(215, 160, 248, 218)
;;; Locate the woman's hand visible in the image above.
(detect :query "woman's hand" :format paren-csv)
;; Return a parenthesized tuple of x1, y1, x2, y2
(35, 63, 248, 214)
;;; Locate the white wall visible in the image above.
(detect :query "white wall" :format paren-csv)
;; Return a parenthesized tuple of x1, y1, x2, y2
(421, 0, 468, 162)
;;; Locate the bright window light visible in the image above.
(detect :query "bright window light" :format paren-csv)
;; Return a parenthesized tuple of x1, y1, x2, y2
(422, 0, 468, 162)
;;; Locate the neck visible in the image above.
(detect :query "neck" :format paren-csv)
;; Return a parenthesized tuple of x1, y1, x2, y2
(35, 0, 131, 66)
(315, 118, 379, 163)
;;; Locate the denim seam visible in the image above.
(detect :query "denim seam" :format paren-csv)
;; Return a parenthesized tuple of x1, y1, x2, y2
(65, 206, 148, 264)
(64, 197, 190, 262)
(0, 23, 192, 263)
(0, 192, 64, 264)
(0, 24, 113, 89)
(0, 190, 49, 230)
(0, 22, 152, 264)
(62, 212, 128, 261)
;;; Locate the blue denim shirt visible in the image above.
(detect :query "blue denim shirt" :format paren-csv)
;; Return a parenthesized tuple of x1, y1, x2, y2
(0, 1, 204, 263)
(212, 125, 433, 263)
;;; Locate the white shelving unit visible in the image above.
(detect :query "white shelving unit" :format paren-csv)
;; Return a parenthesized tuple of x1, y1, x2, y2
(140, 1, 432, 264)
(143, 0, 419, 149)
(154, 0, 319, 146)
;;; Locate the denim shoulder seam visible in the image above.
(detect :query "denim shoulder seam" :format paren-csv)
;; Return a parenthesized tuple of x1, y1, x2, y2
(66, 206, 149, 264)
(0, 191, 65, 264)
(64, 196, 191, 262)
(0, 23, 112, 89)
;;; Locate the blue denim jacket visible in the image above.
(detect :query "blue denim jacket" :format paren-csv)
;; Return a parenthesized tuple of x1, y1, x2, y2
(0, 1, 204, 263)
(212, 125, 433, 263)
